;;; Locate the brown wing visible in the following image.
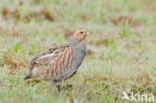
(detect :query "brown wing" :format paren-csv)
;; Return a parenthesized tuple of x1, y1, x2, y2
(28, 44, 69, 72)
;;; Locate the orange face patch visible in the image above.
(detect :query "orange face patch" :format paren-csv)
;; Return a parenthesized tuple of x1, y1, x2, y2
(74, 29, 87, 41)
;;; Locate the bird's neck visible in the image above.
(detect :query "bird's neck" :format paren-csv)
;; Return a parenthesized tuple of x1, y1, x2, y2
(69, 36, 81, 46)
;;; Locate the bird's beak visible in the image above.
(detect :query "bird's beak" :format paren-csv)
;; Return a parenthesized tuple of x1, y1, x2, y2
(86, 32, 90, 36)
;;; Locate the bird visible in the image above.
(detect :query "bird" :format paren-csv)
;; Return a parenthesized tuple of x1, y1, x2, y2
(24, 29, 89, 83)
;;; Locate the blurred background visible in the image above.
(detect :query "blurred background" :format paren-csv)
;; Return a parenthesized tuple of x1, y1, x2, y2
(0, 0, 156, 103)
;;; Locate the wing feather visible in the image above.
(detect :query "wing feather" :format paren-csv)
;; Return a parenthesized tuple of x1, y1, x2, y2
(28, 44, 69, 72)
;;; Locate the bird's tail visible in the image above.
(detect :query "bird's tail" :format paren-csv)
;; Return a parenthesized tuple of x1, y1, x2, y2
(24, 73, 32, 80)
(24, 63, 34, 80)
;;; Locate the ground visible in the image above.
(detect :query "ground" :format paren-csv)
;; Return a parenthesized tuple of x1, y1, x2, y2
(0, 0, 156, 103)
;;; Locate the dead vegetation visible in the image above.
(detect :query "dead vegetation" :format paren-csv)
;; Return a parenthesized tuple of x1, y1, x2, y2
(109, 15, 140, 26)
(1, 6, 54, 21)
(2, 53, 27, 71)
(63, 28, 74, 39)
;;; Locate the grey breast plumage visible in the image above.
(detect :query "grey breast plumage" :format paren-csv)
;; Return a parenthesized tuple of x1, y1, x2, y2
(24, 36, 87, 82)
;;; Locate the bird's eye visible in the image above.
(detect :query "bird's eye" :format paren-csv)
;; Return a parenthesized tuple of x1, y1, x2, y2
(80, 32, 83, 34)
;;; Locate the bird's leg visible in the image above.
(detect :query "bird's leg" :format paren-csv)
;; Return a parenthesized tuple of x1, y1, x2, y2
(50, 81, 58, 91)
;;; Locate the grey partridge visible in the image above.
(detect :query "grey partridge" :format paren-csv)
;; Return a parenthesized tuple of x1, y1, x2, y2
(24, 29, 89, 82)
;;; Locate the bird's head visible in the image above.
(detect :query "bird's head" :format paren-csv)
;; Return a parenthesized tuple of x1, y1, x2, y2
(73, 29, 89, 41)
